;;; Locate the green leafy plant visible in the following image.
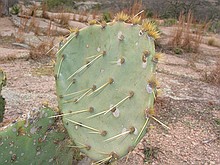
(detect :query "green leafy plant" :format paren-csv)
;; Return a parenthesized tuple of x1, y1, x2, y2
(11, 4, 20, 15)
(102, 12, 112, 22)
(43, 0, 72, 10)
(163, 18, 177, 26)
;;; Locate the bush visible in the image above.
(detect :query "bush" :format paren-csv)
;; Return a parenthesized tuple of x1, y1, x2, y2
(43, 0, 72, 10)
(173, 47, 183, 54)
(209, 20, 220, 33)
(11, 4, 20, 15)
(102, 12, 112, 22)
(168, 12, 208, 53)
(207, 38, 215, 46)
(203, 61, 220, 86)
(163, 18, 177, 26)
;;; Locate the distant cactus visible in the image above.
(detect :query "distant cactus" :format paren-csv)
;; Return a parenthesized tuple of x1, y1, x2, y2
(0, 69, 6, 122)
(54, 12, 160, 163)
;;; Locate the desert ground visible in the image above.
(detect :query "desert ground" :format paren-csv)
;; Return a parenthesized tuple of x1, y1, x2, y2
(0, 7, 220, 165)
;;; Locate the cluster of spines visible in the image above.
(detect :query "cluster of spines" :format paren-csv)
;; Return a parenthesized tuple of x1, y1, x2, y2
(141, 20, 160, 39)
(83, 12, 160, 40)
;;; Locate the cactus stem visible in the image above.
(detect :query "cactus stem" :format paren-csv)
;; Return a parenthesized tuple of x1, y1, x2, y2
(87, 78, 114, 96)
(93, 155, 112, 165)
(104, 127, 135, 142)
(66, 118, 100, 132)
(135, 117, 149, 143)
(57, 54, 64, 78)
(67, 51, 106, 80)
(104, 91, 134, 115)
(150, 116, 170, 130)
(75, 85, 96, 103)
(48, 107, 93, 118)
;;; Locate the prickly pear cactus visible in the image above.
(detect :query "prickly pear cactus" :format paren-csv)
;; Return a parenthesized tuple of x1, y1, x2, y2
(55, 14, 160, 163)
(0, 107, 77, 164)
(0, 69, 6, 122)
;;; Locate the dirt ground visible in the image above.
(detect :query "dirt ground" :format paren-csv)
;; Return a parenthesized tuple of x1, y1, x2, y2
(0, 17, 219, 165)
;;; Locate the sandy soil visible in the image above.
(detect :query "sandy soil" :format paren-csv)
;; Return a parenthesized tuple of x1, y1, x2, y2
(0, 17, 219, 164)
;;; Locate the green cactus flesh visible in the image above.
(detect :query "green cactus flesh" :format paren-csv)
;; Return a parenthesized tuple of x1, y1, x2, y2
(0, 69, 6, 122)
(0, 107, 77, 164)
(0, 96, 5, 123)
(55, 22, 158, 162)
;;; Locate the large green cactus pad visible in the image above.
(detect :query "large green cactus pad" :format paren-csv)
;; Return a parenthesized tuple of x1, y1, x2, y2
(55, 21, 158, 162)
(0, 108, 77, 164)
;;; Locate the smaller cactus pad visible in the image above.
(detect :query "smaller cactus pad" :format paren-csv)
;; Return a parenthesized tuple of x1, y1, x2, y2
(0, 107, 77, 164)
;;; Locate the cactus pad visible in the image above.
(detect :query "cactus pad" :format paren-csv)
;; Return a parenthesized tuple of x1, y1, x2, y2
(0, 107, 77, 164)
(55, 20, 158, 162)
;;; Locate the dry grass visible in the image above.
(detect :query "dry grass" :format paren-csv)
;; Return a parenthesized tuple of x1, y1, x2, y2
(58, 13, 70, 27)
(207, 37, 220, 48)
(0, 3, 3, 17)
(15, 30, 25, 43)
(29, 4, 38, 17)
(92, 10, 98, 20)
(203, 61, 220, 86)
(42, 1, 48, 18)
(29, 39, 55, 60)
(0, 55, 17, 62)
(169, 11, 209, 53)
(28, 17, 41, 35)
(123, 0, 144, 17)
(78, 15, 85, 23)
(208, 38, 215, 46)
(46, 20, 53, 36)
(18, 17, 29, 32)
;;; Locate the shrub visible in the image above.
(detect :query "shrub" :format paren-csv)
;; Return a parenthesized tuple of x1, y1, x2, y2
(102, 12, 112, 22)
(169, 11, 208, 53)
(10, 4, 20, 15)
(163, 18, 177, 26)
(43, 0, 72, 10)
(207, 38, 215, 46)
(30, 40, 55, 60)
(203, 61, 220, 86)
(209, 20, 220, 33)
